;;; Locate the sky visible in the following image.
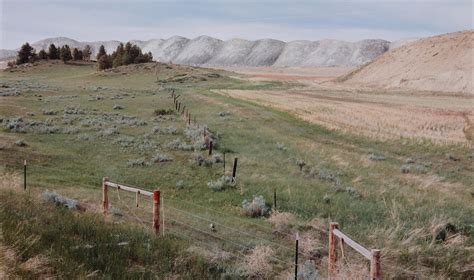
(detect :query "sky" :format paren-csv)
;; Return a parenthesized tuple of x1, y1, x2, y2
(0, 0, 472, 49)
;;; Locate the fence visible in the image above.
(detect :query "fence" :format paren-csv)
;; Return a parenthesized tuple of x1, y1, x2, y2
(329, 222, 381, 279)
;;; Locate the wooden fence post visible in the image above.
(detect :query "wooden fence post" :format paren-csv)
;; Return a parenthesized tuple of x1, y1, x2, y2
(188, 113, 191, 125)
(102, 177, 109, 215)
(370, 249, 381, 280)
(153, 189, 161, 234)
(295, 232, 299, 280)
(23, 160, 27, 190)
(209, 141, 213, 155)
(232, 157, 238, 182)
(329, 222, 339, 278)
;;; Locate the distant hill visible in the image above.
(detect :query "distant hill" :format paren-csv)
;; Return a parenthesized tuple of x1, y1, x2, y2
(341, 30, 473, 94)
(1, 36, 391, 67)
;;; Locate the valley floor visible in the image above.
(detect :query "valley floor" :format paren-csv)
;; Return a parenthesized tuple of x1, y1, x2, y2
(0, 61, 473, 278)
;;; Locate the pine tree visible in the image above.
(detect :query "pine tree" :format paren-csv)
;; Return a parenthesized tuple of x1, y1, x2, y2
(77, 50, 84, 60)
(48, 44, 59, 60)
(82, 45, 92, 61)
(96, 45, 107, 60)
(16, 42, 34, 65)
(98, 54, 111, 70)
(38, 49, 48, 60)
(112, 43, 124, 68)
(72, 48, 81, 60)
(60, 45, 72, 63)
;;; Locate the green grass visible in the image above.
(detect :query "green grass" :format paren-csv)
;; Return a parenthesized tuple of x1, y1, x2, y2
(1, 61, 473, 278)
(0, 190, 217, 279)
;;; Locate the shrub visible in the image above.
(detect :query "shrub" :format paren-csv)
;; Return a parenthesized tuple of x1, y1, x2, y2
(369, 153, 386, 161)
(42, 191, 78, 210)
(97, 128, 119, 137)
(42, 109, 57, 115)
(126, 158, 149, 167)
(276, 142, 287, 151)
(152, 153, 173, 163)
(242, 195, 270, 217)
(175, 180, 185, 189)
(154, 109, 174, 116)
(76, 134, 96, 141)
(152, 125, 178, 135)
(14, 139, 27, 147)
(207, 176, 234, 191)
(165, 138, 193, 151)
(62, 127, 80, 134)
(296, 159, 306, 171)
(217, 111, 231, 117)
(64, 106, 85, 115)
(113, 105, 124, 110)
(268, 211, 296, 235)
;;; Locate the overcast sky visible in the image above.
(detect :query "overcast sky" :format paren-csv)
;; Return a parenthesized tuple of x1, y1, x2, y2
(1, 0, 472, 49)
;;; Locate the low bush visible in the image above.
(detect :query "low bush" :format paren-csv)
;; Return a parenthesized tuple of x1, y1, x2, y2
(242, 195, 270, 217)
(207, 176, 234, 191)
(154, 109, 174, 116)
(126, 158, 149, 167)
(152, 153, 173, 162)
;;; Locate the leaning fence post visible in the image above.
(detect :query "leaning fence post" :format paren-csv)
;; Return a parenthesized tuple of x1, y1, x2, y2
(153, 189, 161, 234)
(102, 177, 109, 215)
(370, 249, 381, 280)
(232, 157, 238, 182)
(329, 222, 339, 278)
(23, 160, 27, 190)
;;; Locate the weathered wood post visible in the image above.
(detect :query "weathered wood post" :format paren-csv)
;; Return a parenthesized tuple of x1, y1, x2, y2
(188, 113, 191, 125)
(370, 249, 381, 280)
(102, 177, 109, 215)
(178, 102, 181, 112)
(295, 232, 299, 280)
(209, 141, 213, 155)
(232, 157, 238, 182)
(23, 160, 27, 190)
(153, 189, 161, 234)
(136, 191, 140, 207)
(273, 188, 277, 210)
(223, 152, 226, 175)
(329, 222, 339, 278)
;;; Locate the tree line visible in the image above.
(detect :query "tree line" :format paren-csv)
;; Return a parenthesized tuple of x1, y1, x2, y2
(12, 42, 153, 70)
(96, 42, 153, 70)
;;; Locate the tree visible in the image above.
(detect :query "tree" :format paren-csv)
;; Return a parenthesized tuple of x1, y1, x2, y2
(111, 43, 124, 68)
(122, 42, 133, 65)
(72, 48, 81, 60)
(82, 45, 92, 61)
(48, 44, 59, 59)
(97, 54, 111, 70)
(16, 42, 34, 65)
(60, 45, 72, 63)
(38, 49, 48, 60)
(77, 50, 84, 60)
(96, 45, 107, 61)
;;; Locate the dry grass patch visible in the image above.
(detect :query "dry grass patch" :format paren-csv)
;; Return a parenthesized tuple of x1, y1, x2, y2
(238, 245, 275, 279)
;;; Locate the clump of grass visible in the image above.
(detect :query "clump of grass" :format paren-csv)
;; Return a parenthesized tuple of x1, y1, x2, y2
(152, 153, 173, 163)
(401, 163, 429, 174)
(154, 109, 174, 116)
(126, 158, 149, 167)
(268, 211, 296, 235)
(242, 195, 270, 217)
(207, 176, 234, 191)
(238, 245, 274, 279)
(175, 180, 185, 189)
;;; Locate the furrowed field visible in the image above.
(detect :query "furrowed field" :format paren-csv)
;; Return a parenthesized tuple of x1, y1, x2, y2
(1, 61, 473, 278)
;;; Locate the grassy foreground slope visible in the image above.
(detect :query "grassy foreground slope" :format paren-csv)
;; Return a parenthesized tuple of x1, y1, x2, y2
(0, 61, 473, 278)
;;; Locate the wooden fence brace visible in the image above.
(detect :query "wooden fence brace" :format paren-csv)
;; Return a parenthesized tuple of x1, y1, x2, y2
(102, 177, 109, 215)
(188, 113, 191, 125)
(328, 222, 339, 278)
(23, 159, 27, 190)
(370, 249, 381, 280)
(232, 157, 238, 182)
(209, 141, 213, 155)
(153, 189, 161, 234)
(295, 232, 299, 280)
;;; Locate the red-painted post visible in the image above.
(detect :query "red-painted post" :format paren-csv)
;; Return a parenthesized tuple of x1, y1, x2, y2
(153, 189, 161, 234)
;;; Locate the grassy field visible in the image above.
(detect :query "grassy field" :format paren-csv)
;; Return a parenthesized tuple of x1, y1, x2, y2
(1, 61, 473, 278)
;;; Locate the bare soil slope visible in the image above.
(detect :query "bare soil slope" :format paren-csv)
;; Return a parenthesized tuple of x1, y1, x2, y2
(342, 30, 473, 94)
